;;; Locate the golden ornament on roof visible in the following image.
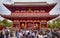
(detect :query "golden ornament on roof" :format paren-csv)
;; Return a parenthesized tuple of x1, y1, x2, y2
(27, 8, 32, 12)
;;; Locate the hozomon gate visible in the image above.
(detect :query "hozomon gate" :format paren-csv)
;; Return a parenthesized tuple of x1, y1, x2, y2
(1, 2, 59, 30)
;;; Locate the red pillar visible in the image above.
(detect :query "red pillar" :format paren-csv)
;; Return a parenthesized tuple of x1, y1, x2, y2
(40, 21, 41, 30)
(46, 21, 48, 29)
(25, 22, 27, 29)
(12, 21, 14, 28)
(18, 21, 20, 30)
(32, 22, 34, 30)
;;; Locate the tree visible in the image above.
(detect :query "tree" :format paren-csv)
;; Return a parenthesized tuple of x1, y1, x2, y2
(48, 22, 55, 28)
(53, 18, 60, 27)
(0, 21, 4, 30)
(2, 19, 12, 27)
(48, 18, 60, 28)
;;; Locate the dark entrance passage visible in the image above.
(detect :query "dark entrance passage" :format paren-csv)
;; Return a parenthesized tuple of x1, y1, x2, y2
(34, 22, 39, 30)
(27, 22, 33, 30)
(20, 22, 25, 29)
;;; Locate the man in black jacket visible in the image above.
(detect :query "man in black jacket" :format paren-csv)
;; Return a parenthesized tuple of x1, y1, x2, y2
(0, 31, 4, 38)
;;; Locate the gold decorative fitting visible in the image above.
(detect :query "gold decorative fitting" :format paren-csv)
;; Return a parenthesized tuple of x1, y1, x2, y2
(27, 8, 32, 12)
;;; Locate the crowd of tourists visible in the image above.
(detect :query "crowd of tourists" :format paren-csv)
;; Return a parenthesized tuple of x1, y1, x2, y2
(0, 27, 60, 38)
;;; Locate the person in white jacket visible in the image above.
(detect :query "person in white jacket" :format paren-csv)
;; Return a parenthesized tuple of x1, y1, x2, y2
(37, 32, 44, 38)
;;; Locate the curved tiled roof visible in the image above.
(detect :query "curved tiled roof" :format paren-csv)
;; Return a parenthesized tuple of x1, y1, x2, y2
(1, 13, 59, 20)
(10, 13, 49, 17)
(3, 2, 56, 12)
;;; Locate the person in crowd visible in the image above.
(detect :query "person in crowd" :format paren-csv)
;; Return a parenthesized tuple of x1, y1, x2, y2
(56, 28, 60, 38)
(51, 28, 58, 38)
(43, 32, 48, 38)
(5, 29, 9, 38)
(2, 28, 5, 38)
(26, 32, 34, 38)
(34, 29, 38, 37)
(31, 31, 36, 38)
(16, 30, 20, 38)
(37, 31, 44, 38)
(0, 31, 4, 38)
(46, 29, 52, 38)
(19, 32, 24, 38)
(8, 28, 13, 38)
(16, 30, 18, 37)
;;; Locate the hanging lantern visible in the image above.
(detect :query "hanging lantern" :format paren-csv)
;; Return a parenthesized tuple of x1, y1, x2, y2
(36, 23, 38, 27)
(22, 23, 24, 27)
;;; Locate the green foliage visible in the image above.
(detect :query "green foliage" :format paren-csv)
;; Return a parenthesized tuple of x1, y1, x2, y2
(48, 22, 55, 28)
(48, 22, 52, 28)
(6, 22, 12, 27)
(0, 19, 12, 28)
(48, 18, 60, 28)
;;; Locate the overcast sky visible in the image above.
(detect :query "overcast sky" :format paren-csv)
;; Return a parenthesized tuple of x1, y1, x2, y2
(0, 0, 60, 21)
